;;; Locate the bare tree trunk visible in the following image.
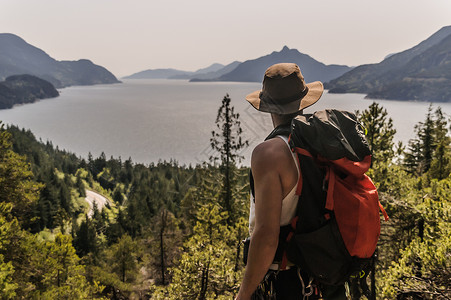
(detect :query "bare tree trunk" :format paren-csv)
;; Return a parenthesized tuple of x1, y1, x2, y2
(122, 259, 126, 282)
(160, 209, 167, 285)
(199, 259, 210, 300)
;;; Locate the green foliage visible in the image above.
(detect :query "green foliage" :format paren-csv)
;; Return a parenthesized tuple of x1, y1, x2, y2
(0, 123, 42, 226)
(73, 215, 99, 257)
(0, 253, 16, 299)
(154, 203, 247, 299)
(39, 234, 104, 299)
(380, 178, 451, 299)
(146, 208, 182, 285)
(0, 204, 104, 299)
(106, 234, 139, 283)
(153, 164, 248, 299)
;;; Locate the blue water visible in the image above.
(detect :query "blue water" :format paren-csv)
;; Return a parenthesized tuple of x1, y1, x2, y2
(0, 79, 449, 166)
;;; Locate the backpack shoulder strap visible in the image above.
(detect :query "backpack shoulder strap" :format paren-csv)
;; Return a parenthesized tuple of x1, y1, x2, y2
(265, 122, 291, 141)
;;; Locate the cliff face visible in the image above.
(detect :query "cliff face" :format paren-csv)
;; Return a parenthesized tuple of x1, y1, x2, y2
(0, 33, 120, 88)
(0, 74, 59, 109)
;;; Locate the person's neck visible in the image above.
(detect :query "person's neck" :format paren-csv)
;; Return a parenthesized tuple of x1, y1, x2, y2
(271, 114, 289, 128)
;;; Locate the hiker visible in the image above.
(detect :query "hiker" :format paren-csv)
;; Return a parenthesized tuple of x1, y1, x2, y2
(235, 63, 347, 300)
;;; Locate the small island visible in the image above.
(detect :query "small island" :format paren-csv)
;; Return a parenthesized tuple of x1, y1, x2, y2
(0, 74, 59, 109)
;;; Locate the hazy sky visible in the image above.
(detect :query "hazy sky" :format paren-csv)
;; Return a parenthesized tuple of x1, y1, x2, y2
(1, 0, 450, 77)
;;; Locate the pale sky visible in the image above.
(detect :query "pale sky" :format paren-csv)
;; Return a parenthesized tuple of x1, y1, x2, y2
(1, 0, 450, 78)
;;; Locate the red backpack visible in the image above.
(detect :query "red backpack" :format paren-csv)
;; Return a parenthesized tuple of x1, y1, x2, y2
(266, 110, 388, 286)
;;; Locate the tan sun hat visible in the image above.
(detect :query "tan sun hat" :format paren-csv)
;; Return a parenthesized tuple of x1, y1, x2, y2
(245, 63, 324, 114)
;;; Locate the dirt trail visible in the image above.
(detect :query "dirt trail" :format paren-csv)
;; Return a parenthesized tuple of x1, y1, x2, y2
(84, 190, 109, 217)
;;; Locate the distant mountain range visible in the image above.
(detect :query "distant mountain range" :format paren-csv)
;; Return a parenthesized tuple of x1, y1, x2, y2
(0, 33, 120, 88)
(0, 74, 59, 109)
(326, 26, 451, 102)
(124, 46, 353, 84)
(124, 61, 242, 81)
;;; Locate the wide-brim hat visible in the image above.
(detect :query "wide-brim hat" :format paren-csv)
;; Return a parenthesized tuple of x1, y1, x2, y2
(245, 63, 324, 114)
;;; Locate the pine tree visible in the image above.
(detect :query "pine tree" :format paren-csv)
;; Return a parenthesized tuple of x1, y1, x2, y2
(404, 105, 451, 177)
(356, 102, 397, 192)
(0, 122, 43, 226)
(74, 215, 99, 257)
(148, 208, 182, 286)
(107, 234, 138, 283)
(210, 94, 249, 222)
(428, 107, 451, 180)
(356, 102, 396, 164)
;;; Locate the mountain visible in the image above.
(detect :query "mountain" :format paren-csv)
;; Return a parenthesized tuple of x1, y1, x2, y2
(210, 46, 352, 83)
(124, 63, 237, 80)
(168, 63, 227, 79)
(189, 61, 241, 81)
(0, 33, 120, 88)
(123, 68, 192, 79)
(191, 63, 225, 74)
(0, 74, 59, 109)
(326, 26, 451, 102)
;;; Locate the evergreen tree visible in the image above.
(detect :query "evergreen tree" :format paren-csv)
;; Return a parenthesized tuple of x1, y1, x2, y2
(76, 174, 86, 197)
(404, 105, 451, 177)
(356, 102, 396, 164)
(74, 215, 99, 257)
(428, 107, 451, 180)
(210, 94, 249, 222)
(148, 208, 182, 286)
(0, 122, 43, 226)
(107, 234, 138, 283)
(356, 103, 398, 194)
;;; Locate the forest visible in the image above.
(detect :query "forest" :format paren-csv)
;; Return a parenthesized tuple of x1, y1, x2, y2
(0, 95, 450, 299)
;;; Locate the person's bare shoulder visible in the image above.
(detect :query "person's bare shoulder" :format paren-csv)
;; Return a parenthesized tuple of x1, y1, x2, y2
(251, 138, 288, 173)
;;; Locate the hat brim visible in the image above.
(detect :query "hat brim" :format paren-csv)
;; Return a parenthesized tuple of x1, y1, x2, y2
(245, 81, 324, 114)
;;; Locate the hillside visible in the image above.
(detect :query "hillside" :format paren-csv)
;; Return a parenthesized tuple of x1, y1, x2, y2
(367, 33, 451, 101)
(326, 26, 451, 101)
(215, 46, 352, 83)
(0, 33, 120, 88)
(0, 74, 59, 109)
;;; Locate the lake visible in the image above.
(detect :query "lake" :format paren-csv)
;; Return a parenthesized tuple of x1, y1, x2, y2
(0, 79, 450, 166)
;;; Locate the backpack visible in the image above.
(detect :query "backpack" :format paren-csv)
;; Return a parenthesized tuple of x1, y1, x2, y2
(250, 109, 388, 286)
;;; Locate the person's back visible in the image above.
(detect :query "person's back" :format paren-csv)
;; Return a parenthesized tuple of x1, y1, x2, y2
(236, 63, 347, 300)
